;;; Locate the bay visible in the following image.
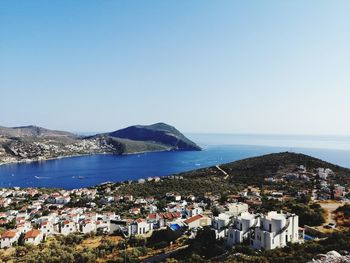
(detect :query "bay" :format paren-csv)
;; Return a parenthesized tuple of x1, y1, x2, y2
(0, 134, 349, 189)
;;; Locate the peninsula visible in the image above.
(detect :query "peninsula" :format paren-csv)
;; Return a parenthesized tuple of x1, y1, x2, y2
(0, 123, 201, 165)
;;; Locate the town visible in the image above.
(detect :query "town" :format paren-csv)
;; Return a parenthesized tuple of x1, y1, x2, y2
(0, 161, 350, 262)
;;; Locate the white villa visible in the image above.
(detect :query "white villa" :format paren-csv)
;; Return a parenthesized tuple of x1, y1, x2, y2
(227, 211, 303, 250)
(24, 229, 43, 245)
(252, 211, 302, 250)
(226, 202, 249, 217)
(60, 220, 78, 235)
(227, 212, 258, 247)
(0, 230, 20, 248)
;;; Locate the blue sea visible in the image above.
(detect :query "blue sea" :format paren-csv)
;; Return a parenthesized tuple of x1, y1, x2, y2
(0, 134, 349, 189)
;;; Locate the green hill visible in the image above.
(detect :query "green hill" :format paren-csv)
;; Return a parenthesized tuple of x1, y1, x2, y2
(0, 123, 201, 164)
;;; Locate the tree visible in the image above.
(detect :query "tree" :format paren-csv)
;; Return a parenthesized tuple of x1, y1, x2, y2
(18, 232, 25, 246)
(157, 199, 167, 211)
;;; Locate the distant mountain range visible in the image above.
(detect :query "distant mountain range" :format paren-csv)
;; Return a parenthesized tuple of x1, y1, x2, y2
(0, 123, 201, 164)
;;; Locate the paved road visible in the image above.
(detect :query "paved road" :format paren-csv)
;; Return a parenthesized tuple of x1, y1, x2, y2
(216, 165, 229, 179)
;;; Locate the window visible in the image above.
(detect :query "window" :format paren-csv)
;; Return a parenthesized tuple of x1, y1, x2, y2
(269, 224, 272, 232)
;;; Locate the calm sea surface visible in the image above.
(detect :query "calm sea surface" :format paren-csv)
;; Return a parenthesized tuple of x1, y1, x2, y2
(0, 134, 349, 189)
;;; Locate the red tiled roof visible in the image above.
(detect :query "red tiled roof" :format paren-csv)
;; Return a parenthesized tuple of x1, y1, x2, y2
(1, 230, 18, 238)
(25, 229, 41, 239)
(184, 214, 203, 225)
(148, 213, 157, 219)
(159, 212, 181, 219)
(83, 219, 92, 224)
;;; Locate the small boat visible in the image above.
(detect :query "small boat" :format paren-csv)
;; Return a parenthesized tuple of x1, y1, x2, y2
(35, 176, 50, 179)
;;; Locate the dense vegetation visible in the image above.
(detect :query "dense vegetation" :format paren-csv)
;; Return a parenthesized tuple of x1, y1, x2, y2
(259, 197, 325, 226)
(116, 176, 238, 197)
(221, 152, 350, 185)
(225, 231, 350, 263)
(4, 228, 350, 263)
(3, 233, 149, 263)
(106, 122, 201, 151)
(159, 231, 350, 263)
(114, 152, 350, 199)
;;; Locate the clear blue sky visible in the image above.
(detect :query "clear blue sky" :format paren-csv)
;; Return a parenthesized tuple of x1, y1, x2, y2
(1, 1, 349, 135)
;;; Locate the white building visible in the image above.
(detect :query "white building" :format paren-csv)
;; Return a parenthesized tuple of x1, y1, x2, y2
(227, 211, 303, 250)
(252, 211, 301, 250)
(96, 220, 110, 233)
(16, 221, 32, 235)
(24, 229, 43, 245)
(226, 212, 259, 247)
(226, 202, 249, 217)
(109, 219, 132, 236)
(134, 219, 153, 235)
(212, 213, 232, 239)
(79, 219, 96, 234)
(60, 220, 78, 235)
(183, 214, 212, 229)
(212, 213, 231, 230)
(40, 221, 55, 236)
(0, 230, 20, 248)
(185, 205, 203, 217)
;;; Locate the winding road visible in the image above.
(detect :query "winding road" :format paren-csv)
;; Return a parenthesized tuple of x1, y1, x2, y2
(216, 165, 229, 179)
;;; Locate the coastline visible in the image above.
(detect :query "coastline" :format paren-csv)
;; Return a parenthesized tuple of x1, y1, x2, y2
(0, 147, 183, 167)
(0, 152, 111, 167)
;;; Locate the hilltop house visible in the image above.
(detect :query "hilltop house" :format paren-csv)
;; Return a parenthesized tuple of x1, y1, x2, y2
(226, 202, 249, 217)
(40, 221, 55, 236)
(252, 211, 301, 250)
(227, 211, 303, 250)
(212, 213, 231, 230)
(212, 213, 232, 239)
(0, 230, 20, 248)
(109, 219, 153, 237)
(24, 229, 43, 245)
(133, 219, 153, 235)
(79, 219, 96, 234)
(59, 220, 78, 235)
(227, 212, 259, 247)
(184, 214, 212, 229)
(185, 205, 203, 217)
